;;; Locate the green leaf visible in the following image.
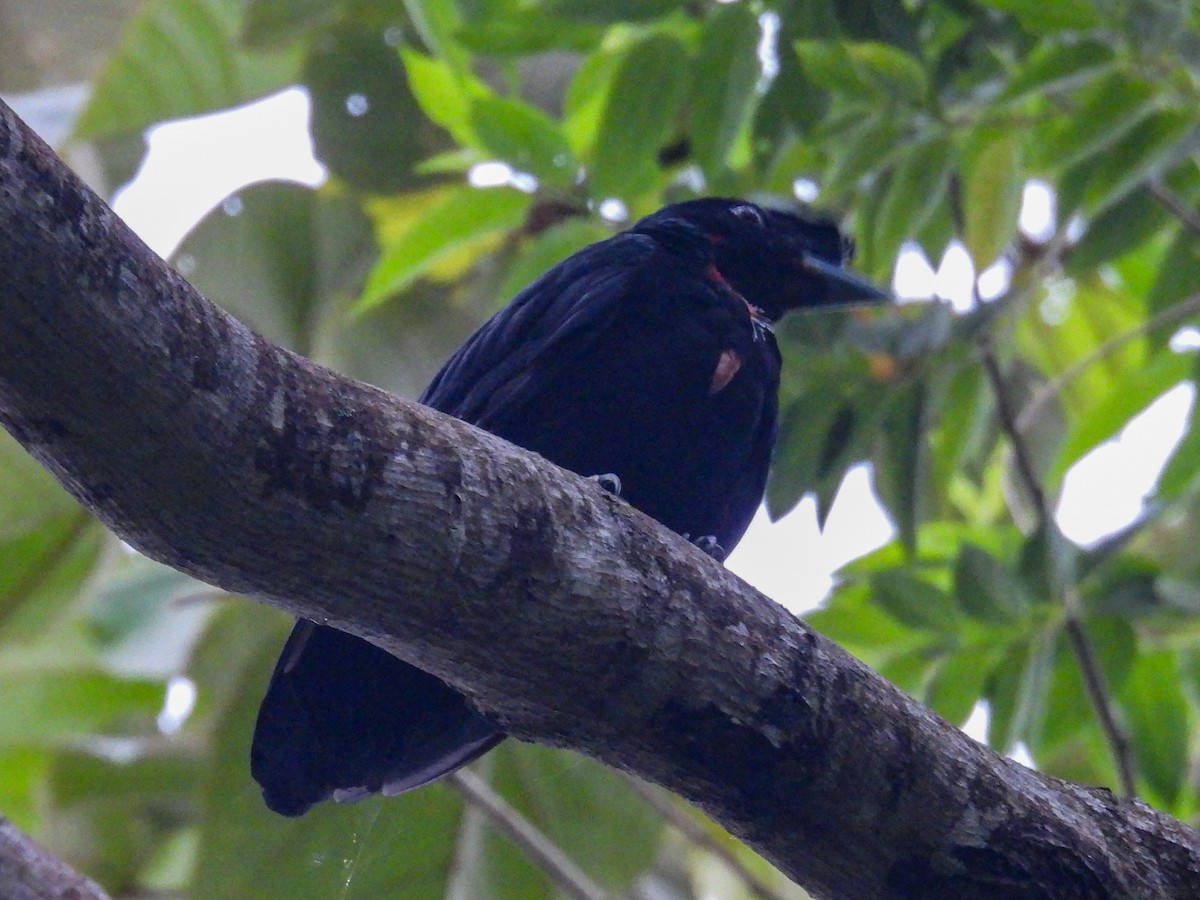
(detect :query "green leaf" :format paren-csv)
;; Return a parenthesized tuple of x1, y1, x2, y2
(456, 12, 601, 55)
(871, 570, 958, 633)
(979, 0, 1100, 31)
(872, 132, 954, 271)
(1079, 110, 1196, 216)
(954, 543, 1029, 623)
(814, 113, 907, 200)
(793, 40, 860, 96)
(1147, 227, 1200, 319)
(960, 126, 1025, 269)
(927, 356, 994, 497)
(844, 41, 928, 101)
(403, 0, 466, 67)
(0, 671, 162, 745)
(74, 0, 298, 140)
(587, 34, 688, 199)
(305, 24, 451, 193)
(544, 0, 679, 22)
(0, 431, 84, 539)
(401, 49, 489, 148)
(360, 186, 530, 309)
(690, 4, 763, 179)
(1013, 274, 1192, 477)
(1001, 38, 1115, 102)
(768, 391, 863, 521)
(470, 96, 577, 185)
(563, 46, 625, 158)
(879, 646, 939, 696)
(0, 748, 49, 833)
(0, 512, 103, 644)
(1064, 187, 1171, 276)
(50, 749, 202, 806)
(755, 41, 829, 144)
(795, 40, 926, 102)
(1158, 360, 1200, 502)
(872, 379, 929, 551)
(807, 582, 927, 667)
(1032, 74, 1157, 172)
(174, 181, 376, 354)
(242, 0, 339, 48)
(1120, 651, 1189, 806)
(986, 628, 1055, 753)
(926, 645, 1002, 725)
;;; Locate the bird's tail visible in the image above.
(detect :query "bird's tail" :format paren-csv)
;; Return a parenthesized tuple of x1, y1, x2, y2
(251, 620, 504, 816)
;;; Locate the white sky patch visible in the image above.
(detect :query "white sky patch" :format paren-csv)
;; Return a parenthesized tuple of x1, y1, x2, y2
(792, 177, 820, 203)
(893, 243, 936, 299)
(756, 11, 781, 85)
(157, 674, 198, 735)
(978, 257, 1013, 300)
(1172, 327, 1200, 352)
(468, 161, 515, 187)
(1020, 179, 1056, 243)
(729, 465, 894, 614)
(935, 241, 976, 311)
(468, 161, 539, 193)
(598, 198, 629, 223)
(112, 87, 325, 257)
(1056, 383, 1193, 545)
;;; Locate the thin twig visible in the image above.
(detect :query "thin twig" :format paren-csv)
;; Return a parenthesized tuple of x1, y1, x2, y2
(446, 769, 609, 900)
(977, 334, 1138, 797)
(945, 177, 1139, 797)
(1147, 179, 1200, 239)
(622, 775, 794, 900)
(977, 334, 1051, 520)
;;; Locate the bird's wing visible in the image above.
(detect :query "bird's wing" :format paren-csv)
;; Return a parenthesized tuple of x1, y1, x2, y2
(420, 231, 659, 425)
(251, 621, 502, 816)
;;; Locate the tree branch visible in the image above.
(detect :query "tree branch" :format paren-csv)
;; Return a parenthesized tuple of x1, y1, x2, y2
(1147, 179, 1200, 239)
(2, 98, 1200, 899)
(622, 775, 793, 900)
(0, 817, 110, 900)
(979, 322, 1137, 799)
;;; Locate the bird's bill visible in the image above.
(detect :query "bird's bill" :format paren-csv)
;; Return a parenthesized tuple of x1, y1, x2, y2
(801, 254, 892, 305)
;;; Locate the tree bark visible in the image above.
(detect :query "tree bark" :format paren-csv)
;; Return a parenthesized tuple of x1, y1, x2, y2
(1, 98, 1198, 899)
(0, 817, 109, 900)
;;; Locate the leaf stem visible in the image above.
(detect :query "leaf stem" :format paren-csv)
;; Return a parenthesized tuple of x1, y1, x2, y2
(1147, 179, 1200, 239)
(447, 769, 609, 900)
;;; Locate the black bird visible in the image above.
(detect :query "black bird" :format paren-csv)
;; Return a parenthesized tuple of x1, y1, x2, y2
(251, 197, 888, 816)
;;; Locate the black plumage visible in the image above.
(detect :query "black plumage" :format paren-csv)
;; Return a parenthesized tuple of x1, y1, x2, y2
(251, 197, 887, 816)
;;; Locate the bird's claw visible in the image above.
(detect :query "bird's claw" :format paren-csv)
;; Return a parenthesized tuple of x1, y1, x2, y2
(688, 534, 727, 561)
(589, 473, 622, 496)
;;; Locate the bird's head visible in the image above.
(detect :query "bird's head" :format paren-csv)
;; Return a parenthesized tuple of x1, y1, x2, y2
(633, 197, 889, 322)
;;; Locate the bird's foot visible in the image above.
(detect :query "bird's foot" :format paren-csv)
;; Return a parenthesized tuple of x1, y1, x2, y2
(589, 473, 622, 496)
(687, 534, 727, 562)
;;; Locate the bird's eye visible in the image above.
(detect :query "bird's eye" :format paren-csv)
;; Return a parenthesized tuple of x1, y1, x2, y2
(730, 204, 765, 226)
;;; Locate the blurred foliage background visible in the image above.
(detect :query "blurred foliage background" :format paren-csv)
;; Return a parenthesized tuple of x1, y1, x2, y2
(4, 0, 1200, 897)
